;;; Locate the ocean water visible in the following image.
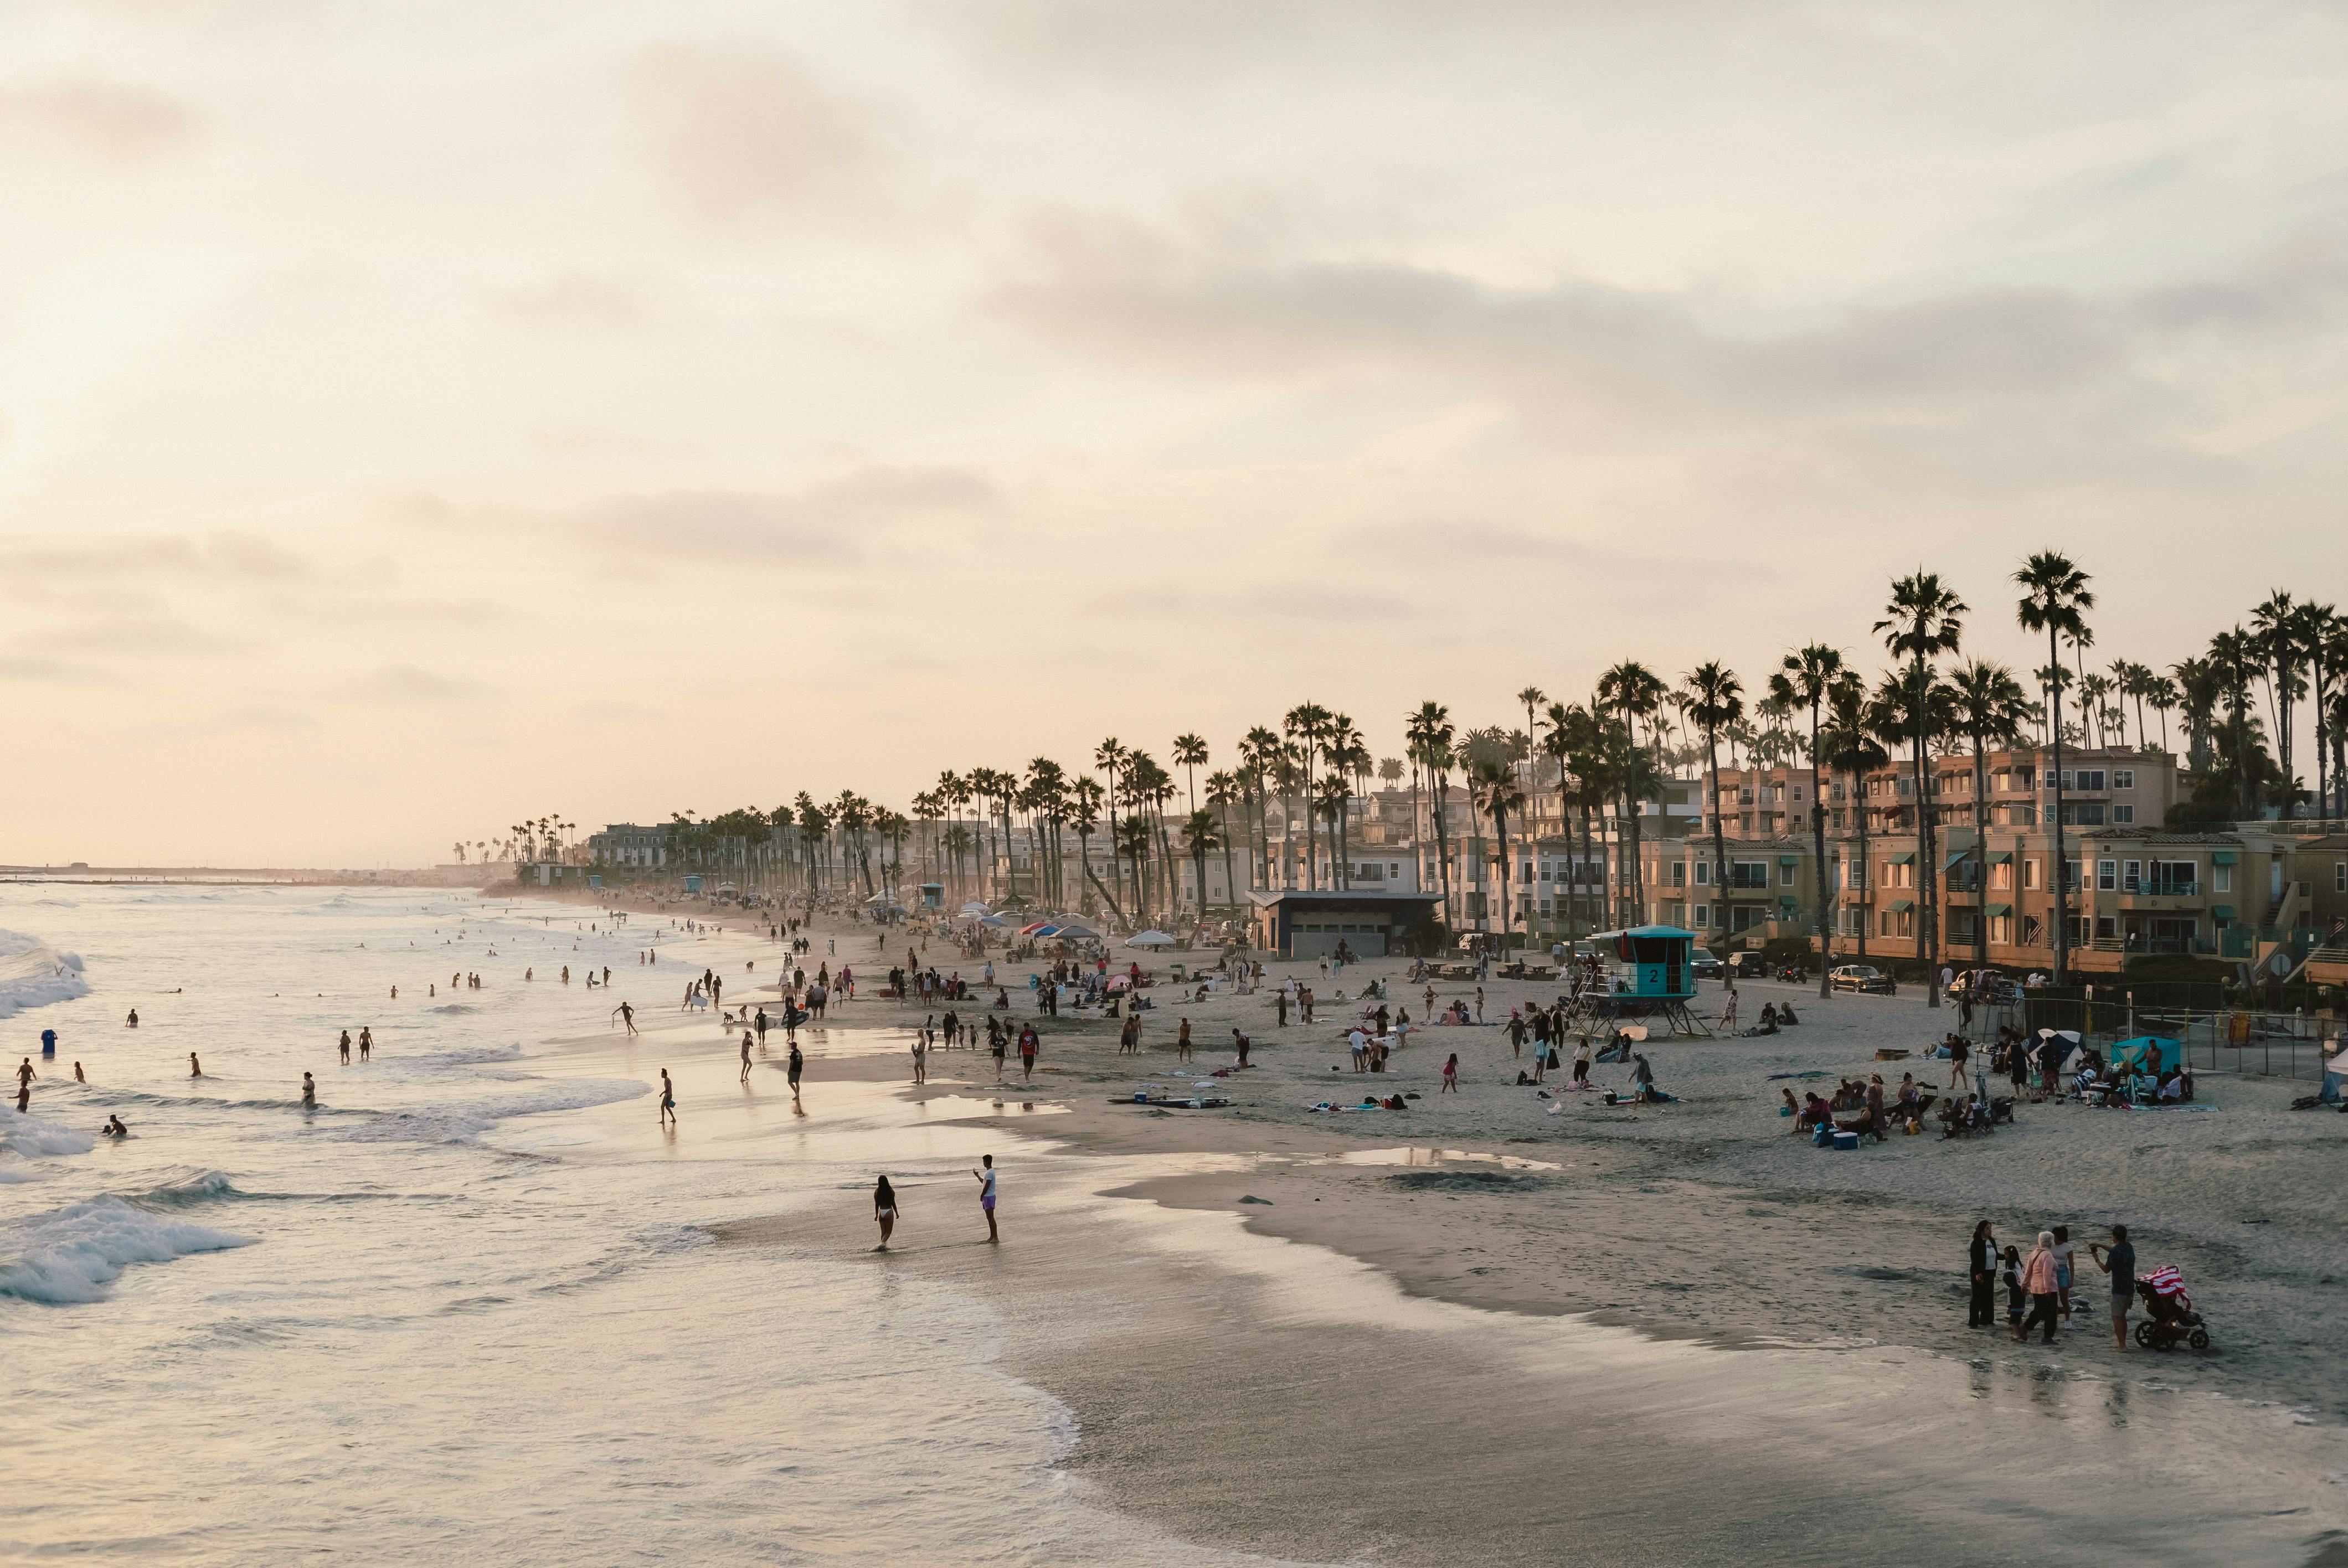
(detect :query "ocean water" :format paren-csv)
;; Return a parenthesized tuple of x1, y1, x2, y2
(0, 885, 1293, 1567)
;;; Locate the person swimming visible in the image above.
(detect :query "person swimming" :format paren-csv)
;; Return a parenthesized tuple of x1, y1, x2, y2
(102, 1115, 128, 1138)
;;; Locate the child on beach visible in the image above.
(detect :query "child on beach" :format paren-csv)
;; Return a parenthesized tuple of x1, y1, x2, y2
(2002, 1246, 2026, 1331)
(1441, 1053, 1459, 1093)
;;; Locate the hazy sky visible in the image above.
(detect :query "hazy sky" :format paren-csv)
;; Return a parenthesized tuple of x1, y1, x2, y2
(4, 1, 2346, 865)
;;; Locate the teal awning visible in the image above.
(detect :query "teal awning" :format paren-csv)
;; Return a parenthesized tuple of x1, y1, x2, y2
(2212, 905, 2234, 920)
(1945, 852, 1972, 870)
(1987, 850, 2012, 864)
(1890, 899, 1916, 912)
(2212, 852, 2238, 865)
(1985, 903, 2012, 917)
(1888, 852, 1915, 865)
(1779, 855, 1799, 866)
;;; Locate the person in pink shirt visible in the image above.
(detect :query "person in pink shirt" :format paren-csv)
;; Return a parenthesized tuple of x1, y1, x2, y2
(2016, 1231, 2062, 1344)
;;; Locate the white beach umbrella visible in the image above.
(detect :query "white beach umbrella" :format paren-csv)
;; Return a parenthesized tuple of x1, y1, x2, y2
(1127, 931, 1176, 948)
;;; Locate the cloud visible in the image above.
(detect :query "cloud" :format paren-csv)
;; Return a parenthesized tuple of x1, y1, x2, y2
(0, 531, 312, 583)
(0, 78, 202, 166)
(339, 664, 483, 703)
(625, 43, 891, 224)
(480, 271, 657, 331)
(45, 615, 244, 655)
(569, 466, 1000, 563)
(0, 655, 114, 684)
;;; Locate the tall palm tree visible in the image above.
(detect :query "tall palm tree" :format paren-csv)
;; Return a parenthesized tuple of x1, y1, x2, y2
(1069, 776, 1120, 922)
(1771, 643, 1844, 997)
(1406, 702, 1458, 931)
(1314, 774, 1352, 896)
(1238, 726, 1281, 893)
(1598, 662, 1666, 922)
(1181, 808, 1221, 926)
(1204, 771, 1241, 910)
(2293, 603, 2338, 818)
(1819, 672, 1885, 967)
(1468, 755, 1526, 948)
(2251, 591, 2301, 806)
(1517, 685, 1547, 797)
(2015, 551, 2094, 985)
(1093, 740, 1129, 911)
(1173, 734, 1209, 815)
(1283, 703, 1332, 888)
(1676, 662, 1743, 948)
(1949, 659, 2030, 976)
(1877, 571, 1967, 1008)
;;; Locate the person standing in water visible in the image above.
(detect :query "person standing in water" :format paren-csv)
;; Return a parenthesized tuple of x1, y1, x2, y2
(339, 1030, 352, 1065)
(358, 1027, 372, 1063)
(189, 1053, 203, 1077)
(787, 1041, 804, 1105)
(973, 1154, 998, 1243)
(126, 1008, 138, 1028)
(739, 1032, 754, 1084)
(613, 1001, 637, 1037)
(302, 1072, 316, 1106)
(658, 1068, 677, 1127)
(73, 1061, 85, 1084)
(873, 1175, 899, 1250)
(910, 1027, 927, 1085)
(14, 1056, 33, 1112)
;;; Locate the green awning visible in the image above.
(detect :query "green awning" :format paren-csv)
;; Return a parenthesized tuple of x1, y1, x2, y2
(1987, 850, 2012, 864)
(1945, 852, 1971, 870)
(1888, 852, 1915, 865)
(1778, 855, 1799, 866)
(1890, 899, 1916, 912)
(1985, 903, 2012, 917)
(2212, 905, 2234, 920)
(2212, 852, 2238, 865)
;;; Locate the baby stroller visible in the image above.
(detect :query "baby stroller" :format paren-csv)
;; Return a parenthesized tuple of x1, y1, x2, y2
(2134, 1265, 2210, 1351)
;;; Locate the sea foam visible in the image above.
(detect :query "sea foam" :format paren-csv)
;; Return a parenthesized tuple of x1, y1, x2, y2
(1, 1112, 95, 1158)
(0, 1194, 253, 1304)
(0, 928, 90, 1017)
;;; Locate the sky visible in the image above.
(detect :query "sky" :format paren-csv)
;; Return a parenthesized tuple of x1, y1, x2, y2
(3, 0, 2345, 866)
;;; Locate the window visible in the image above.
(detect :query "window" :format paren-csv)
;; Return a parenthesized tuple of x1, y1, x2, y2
(1730, 860, 1770, 889)
(1692, 903, 1711, 927)
(2214, 864, 2233, 893)
(2096, 916, 2118, 940)
(1781, 862, 1798, 886)
(1989, 914, 2012, 944)
(1791, 785, 1804, 803)
(2337, 862, 2346, 894)
(2076, 769, 2107, 791)
(1896, 777, 1913, 797)
(2113, 770, 2135, 790)
(1694, 862, 1711, 885)
(1738, 787, 1753, 804)
(1991, 862, 2014, 890)
(2065, 802, 2107, 826)
(2112, 804, 2134, 823)
(1671, 862, 1687, 887)
(2148, 861, 2197, 896)
(2061, 858, 2081, 891)
(1846, 860, 1866, 890)
(2098, 860, 2117, 892)
(2122, 859, 2140, 893)
(1731, 905, 1762, 932)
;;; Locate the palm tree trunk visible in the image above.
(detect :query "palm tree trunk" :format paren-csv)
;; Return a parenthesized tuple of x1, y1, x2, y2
(2049, 626, 2070, 986)
(1972, 732, 1991, 977)
(1810, 704, 1831, 1000)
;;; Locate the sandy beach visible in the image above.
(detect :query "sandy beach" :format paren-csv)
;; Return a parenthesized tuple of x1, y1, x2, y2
(564, 888, 2348, 1565)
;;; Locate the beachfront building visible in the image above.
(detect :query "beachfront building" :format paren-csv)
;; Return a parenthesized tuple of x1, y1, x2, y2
(1247, 888, 1443, 960)
(586, 823, 670, 868)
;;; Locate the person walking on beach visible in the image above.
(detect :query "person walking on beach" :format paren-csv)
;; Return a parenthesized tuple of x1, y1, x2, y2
(911, 1027, 927, 1085)
(740, 1032, 754, 1083)
(1948, 1032, 1969, 1091)
(786, 1041, 804, 1106)
(1441, 1053, 1460, 1093)
(2088, 1225, 2136, 1352)
(658, 1068, 677, 1127)
(1177, 1018, 1193, 1062)
(974, 1154, 999, 1242)
(1968, 1220, 2000, 1328)
(1274, 988, 1288, 1027)
(2017, 1231, 2061, 1344)
(873, 1174, 899, 1250)
(2052, 1225, 2074, 1320)
(613, 1001, 637, 1036)
(991, 1024, 1007, 1081)
(1018, 1023, 1039, 1081)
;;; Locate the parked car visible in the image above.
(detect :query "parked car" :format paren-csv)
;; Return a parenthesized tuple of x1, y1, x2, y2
(1689, 952, 1724, 981)
(1947, 968, 2021, 1005)
(1727, 951, 1771, 979)
(1830, 964, 1896, 994)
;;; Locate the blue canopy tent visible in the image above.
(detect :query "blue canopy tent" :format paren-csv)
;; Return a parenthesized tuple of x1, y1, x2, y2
(2109, 1035, 2182, 1074)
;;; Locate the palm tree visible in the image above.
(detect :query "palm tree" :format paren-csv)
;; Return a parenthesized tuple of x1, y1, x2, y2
(1771, 644, 1844, 997)
(1238, 726, 1281, 893)
(1468, 755, 1525, 948)
(2078, 672, 2113, 749)
(1181, 808, 1222, 924)
(1204, 771, 1241, 910)
(1173, 733, 1209, 815)
(1877, 571, 1967, 1008)
(2015, 551, 2094, 984)
(2251, 591, 2302, 807)
(1949, 659, 2030, 976)
(1676, 662, 1743, 948)
(1598, 662, 1666, 922)
(1283, 703, 1332, 888)
(1093, 740, 1129, 911)
(1517, 685, 1547, 796)
(1819, 672, 1885, 967)
(1406, 703, 1457, 931)
(2289, 602, 2337, 818)
(1314, 774, 1352, 895)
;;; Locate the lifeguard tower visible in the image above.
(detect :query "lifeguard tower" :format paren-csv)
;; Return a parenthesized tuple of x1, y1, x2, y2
(1564, 926, 1712, 1037)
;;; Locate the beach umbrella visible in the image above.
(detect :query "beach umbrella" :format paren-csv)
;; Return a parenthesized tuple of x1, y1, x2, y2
(1028, 924, 1062, 938)
(1127, 930, 1176, 948)
(1053, 924, 1099, 941)
(976, 915, 1009, 928)
(1018, 920, 1052, 935)
(960, 901, 991, 915)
